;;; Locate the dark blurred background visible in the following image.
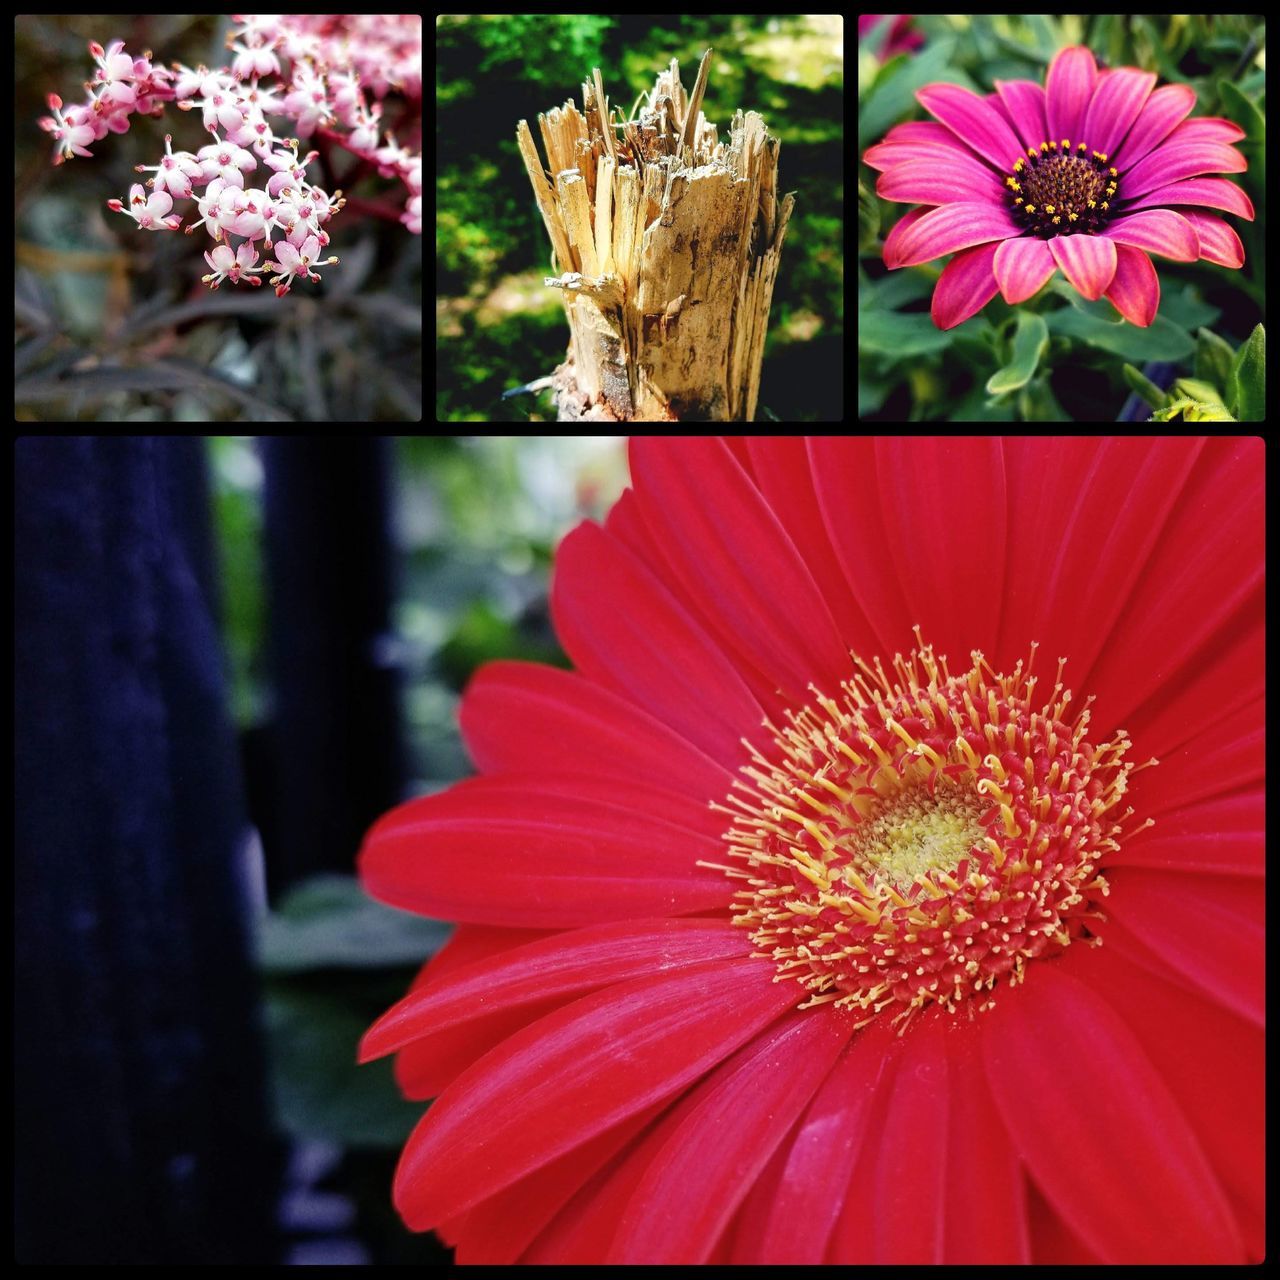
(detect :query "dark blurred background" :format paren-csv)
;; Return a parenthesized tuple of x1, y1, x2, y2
(14, 435, 626, 1264)
(15, 16, 422, 422)
(435, 14, 845, 421)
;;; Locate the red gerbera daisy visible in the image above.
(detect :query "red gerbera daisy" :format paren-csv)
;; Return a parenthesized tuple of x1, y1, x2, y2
(359, 436, 1264, 1265)
(863, 45, 1254, 329)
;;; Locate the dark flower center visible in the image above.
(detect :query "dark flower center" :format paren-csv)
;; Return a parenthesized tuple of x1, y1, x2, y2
(1005, 139, 1119, 238)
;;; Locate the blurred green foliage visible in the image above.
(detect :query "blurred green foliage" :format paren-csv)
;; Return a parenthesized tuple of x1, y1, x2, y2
(436, 14, 844, 421)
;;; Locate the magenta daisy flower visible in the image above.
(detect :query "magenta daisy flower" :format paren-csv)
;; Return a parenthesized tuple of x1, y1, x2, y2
(863, 45, 1254, 329)
(359, 437, 1263, 1265)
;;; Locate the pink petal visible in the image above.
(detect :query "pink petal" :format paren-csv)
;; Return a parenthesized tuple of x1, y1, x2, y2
(982, 967, 1243, 1263)
(1081, 68, 1156, 157)
(930, 240, 1001, 329)
(1103, 208, 1200, 261)
(875, 158, 1006, 207)
(1103, 242, 1160, 326)
(393, 957, 798, 1228)
(993, 236, 1057, 303)
(993, 79, 1048, 150)
(1044, 45, 1098, 144)
(862, 121, 980, 172)
(1120, 175, 1254, 220)
(608, 1008, 853, 1263)
(916, 83, 1025, 171)
(1049, 233, 1117, 300)
(880, 119, 984, 153)
(1179, 210, 1246, 266)
(1123, 141, 1247, 198)
(885, 202, 1018, 269)
(1167, 116, 1247, 145)
(881, 205, 934, 267)
(1113, 84, 1197, 170)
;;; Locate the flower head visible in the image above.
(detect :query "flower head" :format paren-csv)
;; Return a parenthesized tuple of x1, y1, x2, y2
(106, 182, 182, 231)
(359, 437, 1263, 1265)
(201, 240, 265, 288)
(864, 45, 1253, 328)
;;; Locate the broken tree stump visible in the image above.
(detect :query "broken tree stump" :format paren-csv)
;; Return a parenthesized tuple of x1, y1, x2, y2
(516, 49, 795, 422)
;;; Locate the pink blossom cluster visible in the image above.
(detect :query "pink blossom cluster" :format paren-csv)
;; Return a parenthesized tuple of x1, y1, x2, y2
(39, 15, 422, 294)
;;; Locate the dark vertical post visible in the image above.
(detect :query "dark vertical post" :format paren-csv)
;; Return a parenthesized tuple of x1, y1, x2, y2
(14, 437, 276, 1263)
(257, 438, 404, 898)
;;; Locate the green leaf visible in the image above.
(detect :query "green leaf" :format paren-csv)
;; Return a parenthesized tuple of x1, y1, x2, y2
(1158, 285, 1220, 333)
(858, 179, 880, 250)
(860, 269, 935, 313)
(1195, 327, 1237, 396)
(1218, 80, 1265, 143)
(859, 309, 954, 357)
(1046, 307, 1194, 362)
(1228, 323, 1266, 422)
(260, 874, 452, 974)
(858, 38, 962, 149)
(1122, 363, 1171, 409)
(1173, 376, 1225, 404)
(986, 312, 1048, 395)
(264, 981, 425, 1147)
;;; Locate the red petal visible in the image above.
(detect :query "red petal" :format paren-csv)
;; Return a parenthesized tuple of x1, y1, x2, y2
(359, 773, 729, 928)
(459, 659, 731, 798)
(945, 1019, 1030, 1262)
(608, 1007, 854, 1262)
(1106, 790, 1262, 877)
(628, 437, 853, 705)
(741, 438, 883, 659)
(982, 967, 1243, 1262)
(1102, 868, 1264, 1027)
(1071, 944, 1264, 1259)
(730, 1017, 903, 1263)
(552, 520, 761, 765)
(868, 1015, 950, 1262)
(361, 917, 746, 1061)
(862, 438, 1007, 661)
(393, 956, 796, 1228)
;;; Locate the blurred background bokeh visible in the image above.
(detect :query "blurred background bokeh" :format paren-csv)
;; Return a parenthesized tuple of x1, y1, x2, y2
(435, 14, 845, 421)
(15, 436, 625, 1264)
(15, 16, 422, 422)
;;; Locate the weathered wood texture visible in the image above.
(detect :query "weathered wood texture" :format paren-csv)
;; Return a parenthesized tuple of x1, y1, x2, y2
(516, 50, 794, 421)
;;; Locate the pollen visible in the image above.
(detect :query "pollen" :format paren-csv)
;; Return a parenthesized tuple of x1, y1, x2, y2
(1005, 137, 1121, 238)
(706, 635, 1151, 1031)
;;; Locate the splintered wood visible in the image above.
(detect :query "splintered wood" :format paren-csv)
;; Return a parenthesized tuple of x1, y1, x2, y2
(515, 49, 794, 421)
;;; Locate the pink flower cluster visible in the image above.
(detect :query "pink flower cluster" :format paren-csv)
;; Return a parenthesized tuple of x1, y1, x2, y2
(39, 16, 422, 294)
